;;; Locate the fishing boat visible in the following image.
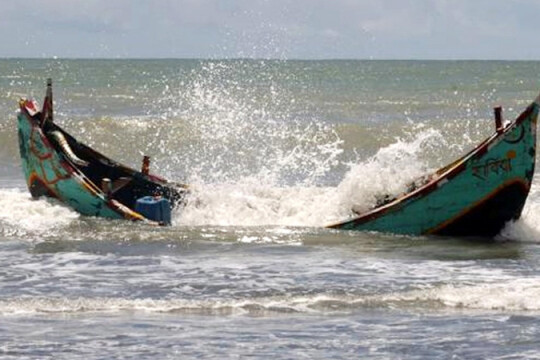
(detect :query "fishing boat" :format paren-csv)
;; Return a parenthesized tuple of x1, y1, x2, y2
(328, 93, 540, 237)
(17, 79, 188, 225)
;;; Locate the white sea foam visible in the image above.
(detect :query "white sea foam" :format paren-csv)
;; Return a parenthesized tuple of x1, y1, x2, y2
(335, 128, 440, 215)
(177, 129, 440, 227)
(0, 296, 320, 316)
(0, 188, 78, 233)
(387, 278, 540, 311)
(177, 182, 343, 227)
(4, 278, 540, 316)
(499, 181, 540, 242)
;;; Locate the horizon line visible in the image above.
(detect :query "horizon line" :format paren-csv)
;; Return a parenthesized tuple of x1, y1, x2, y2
(0, 56, 539, 62)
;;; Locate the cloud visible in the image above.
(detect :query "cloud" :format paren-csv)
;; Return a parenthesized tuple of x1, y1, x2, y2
(1, 0, 540, 59)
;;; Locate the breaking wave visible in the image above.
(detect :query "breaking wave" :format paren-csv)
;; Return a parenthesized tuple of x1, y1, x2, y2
(5, 278, 540, 316)
(0, 188, 79, 237)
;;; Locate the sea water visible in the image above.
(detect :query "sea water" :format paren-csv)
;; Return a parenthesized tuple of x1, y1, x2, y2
(1, 59, 540, 359)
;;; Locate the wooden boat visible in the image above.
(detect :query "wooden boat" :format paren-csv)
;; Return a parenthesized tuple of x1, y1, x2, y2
(17, 79, 188, 225)
(328, 93, 539, 237)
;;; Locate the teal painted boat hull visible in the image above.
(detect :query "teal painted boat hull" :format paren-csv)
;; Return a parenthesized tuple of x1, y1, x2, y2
(17, 80, 187, 224)
(328, 96, 539, 237)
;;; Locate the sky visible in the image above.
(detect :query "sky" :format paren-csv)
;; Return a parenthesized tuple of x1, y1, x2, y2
(1, 0, 539, 60)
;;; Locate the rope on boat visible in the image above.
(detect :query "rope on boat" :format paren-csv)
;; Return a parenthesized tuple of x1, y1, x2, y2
(49, 130, 89, 167)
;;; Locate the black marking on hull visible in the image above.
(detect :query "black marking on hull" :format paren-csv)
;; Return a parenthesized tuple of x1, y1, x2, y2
(433, 183, 528, 237)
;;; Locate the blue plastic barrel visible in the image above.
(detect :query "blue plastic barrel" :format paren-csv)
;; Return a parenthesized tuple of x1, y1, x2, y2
(134, 196, 172, 225)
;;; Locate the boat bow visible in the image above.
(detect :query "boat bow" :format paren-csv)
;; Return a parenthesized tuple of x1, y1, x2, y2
(328, 93, 539, 237)
(17, 79, 188, 225)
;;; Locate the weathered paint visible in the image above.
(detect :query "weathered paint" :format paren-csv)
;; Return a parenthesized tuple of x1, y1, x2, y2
(18, 110, 145, 221)
(328, 99, 539, 237)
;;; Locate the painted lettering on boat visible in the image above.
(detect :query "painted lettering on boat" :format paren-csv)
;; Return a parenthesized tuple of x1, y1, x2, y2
(472, 157, 512, 180)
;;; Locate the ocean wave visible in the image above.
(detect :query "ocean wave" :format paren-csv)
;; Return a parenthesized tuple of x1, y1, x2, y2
(385, 279, 540, 312)
(4, 279, 540, 316)
(0, 189, 79, 235)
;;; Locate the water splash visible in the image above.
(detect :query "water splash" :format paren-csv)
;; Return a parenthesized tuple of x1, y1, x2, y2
(132, 60, 446, 227)
(153, 60, 344, 186)
(0, 126, 444, 231)
(177, 182, 340, 227)
(336, 128, 444, 215)
(178, 128, 444, 227)
(499, 181, 540, 242)
(0, 189, 79, 236)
